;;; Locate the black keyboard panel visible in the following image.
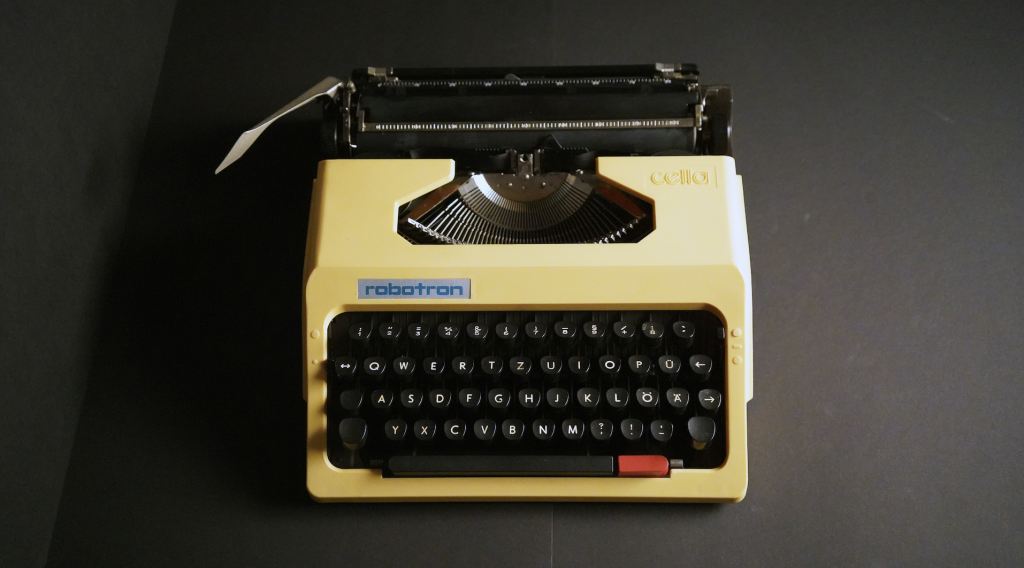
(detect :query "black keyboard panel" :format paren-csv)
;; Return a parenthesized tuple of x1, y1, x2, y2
(326, 310, 726, 476)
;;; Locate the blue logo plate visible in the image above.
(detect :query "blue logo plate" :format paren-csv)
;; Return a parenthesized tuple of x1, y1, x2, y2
(358, 279, 471, 299)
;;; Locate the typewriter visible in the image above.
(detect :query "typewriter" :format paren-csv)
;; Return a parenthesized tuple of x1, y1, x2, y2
(217, 64, 752, 502)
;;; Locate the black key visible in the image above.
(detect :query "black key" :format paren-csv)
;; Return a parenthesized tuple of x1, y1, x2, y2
(349, 322, 372, 341)
(539, 356, 562, 378)
(562, 419, 586, 441)
(378, 322, 401, 340)
(393, 356, 415, 376)
(407, 322, 430, 341)
(620, 418, 644, 441)
(576, 387, 600, 409)
(546, 388, 570, 410)
(582, 321, 606, 341)
(384, 419, 407, 441)
(423, 356, 445, 376)
(518, 388, 542, 409)
(658, 355, 682, 376)
(473, 419, 497, 441)
(568, 356, 590, 376)
(597, 355, 620, 375)
(339, 418, 367, 450)
(495, 322, 518, 340)
(672, 321, 695, 339)
(650, 419, 673, 442)
(532, 419, 556, 441)
(665, 388, 689, 413)
(480, 356, 503, 376)
(612, 321, 635, 342)
(452, 356, 474, 376)
(606, 387, 629, 409)
(553, 321, 576, 340)
(627, 355, 651, 375)
(334, 356, 357, 378)
(437, 322, 459, 340)
(690, 354, 713, 378)
(388, 455, 614, 476)
(525, 321, 548, 341)
(509, 356, 532, 377)
(444, 419, 466, 441)
(369, 389, 393, 411)
(636, 387, 659, 409)
(400, 388, 423, 410)
(488, 388, 511, 410)
(459, 388, 481, 409)
(363, 356, 386, 376)
(502, 419, 525, 441)
(688, 416, 716, 449)
(698, 388, 722, 414)
(590, 419, 614, 441)
(429, 388, 452, 410)
(413, 419, 436, 441)
(640, 321, 664, 344)
(339, 389, 363, 411)
(466, 322, 488, 340)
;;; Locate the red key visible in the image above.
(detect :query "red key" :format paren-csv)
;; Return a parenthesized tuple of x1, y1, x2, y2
(617, 455, 669, 477)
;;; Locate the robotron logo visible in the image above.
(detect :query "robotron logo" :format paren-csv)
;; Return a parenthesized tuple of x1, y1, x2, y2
(358, 279, 470, 299)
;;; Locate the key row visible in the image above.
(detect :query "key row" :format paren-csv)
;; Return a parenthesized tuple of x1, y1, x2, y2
(338, 387, 723, 414)
(335, 353, 712, 379)
(348, 320, 698, 343)
(339, 416, 717, 449)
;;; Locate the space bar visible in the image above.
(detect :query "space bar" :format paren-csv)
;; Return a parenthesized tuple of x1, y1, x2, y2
(388, 455, 615, 476)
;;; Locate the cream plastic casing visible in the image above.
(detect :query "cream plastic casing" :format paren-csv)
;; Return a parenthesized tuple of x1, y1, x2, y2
(303, 156, 752, 502)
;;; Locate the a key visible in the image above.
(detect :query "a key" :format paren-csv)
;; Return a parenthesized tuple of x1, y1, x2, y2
(413, 419, 436, 441)
(562, 419, 586, 441)
(429, 388, 452, 410)
(532, 419, 556, 441)
(650, 419, 673, 442)
(688, 416, 716, 449)
(590, 419, 614, 441)
(627, 355, 651, 376)
(339, 389, 363, 411)
(502, 419, 525, 441)
(466, 322, 488, 341)
(698, 388, 722, 415)
(576, 387, 600, 410)
(606, 387, 629, 410)
(690, 354, 713, 379)
(665, 387, 689, 414)
(474, 419, 497, 441)
(369, 389, 393, 412)
(458, 388, 481, 410)
(383, 419, 407, 442)
(444, 419, 466, 441)
(620, 418, 644, 441)
(546, 388, 570, 410)
(509, 355, 532, 378)
(518, 388, 542, 410)
(339, 418, 367, 450)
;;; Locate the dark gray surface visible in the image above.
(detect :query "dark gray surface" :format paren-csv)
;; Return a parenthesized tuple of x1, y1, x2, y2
(0, 2, 176, 566)
(45, 0, 1024, 566)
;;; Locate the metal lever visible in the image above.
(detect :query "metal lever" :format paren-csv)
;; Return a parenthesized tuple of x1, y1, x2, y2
(214, 76, 345, 174)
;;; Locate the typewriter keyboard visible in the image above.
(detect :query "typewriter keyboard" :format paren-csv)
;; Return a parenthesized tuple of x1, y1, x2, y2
(326, 310, 726, 477)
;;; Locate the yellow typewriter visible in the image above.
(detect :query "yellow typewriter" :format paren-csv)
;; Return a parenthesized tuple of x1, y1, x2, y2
(218, 64, 751, 502)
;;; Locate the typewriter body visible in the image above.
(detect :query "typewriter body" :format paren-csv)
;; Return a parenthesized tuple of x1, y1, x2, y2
(219, 64, 751, 502)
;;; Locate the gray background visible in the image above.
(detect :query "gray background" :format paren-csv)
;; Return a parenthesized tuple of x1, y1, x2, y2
(2, 1, 1022, 566)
